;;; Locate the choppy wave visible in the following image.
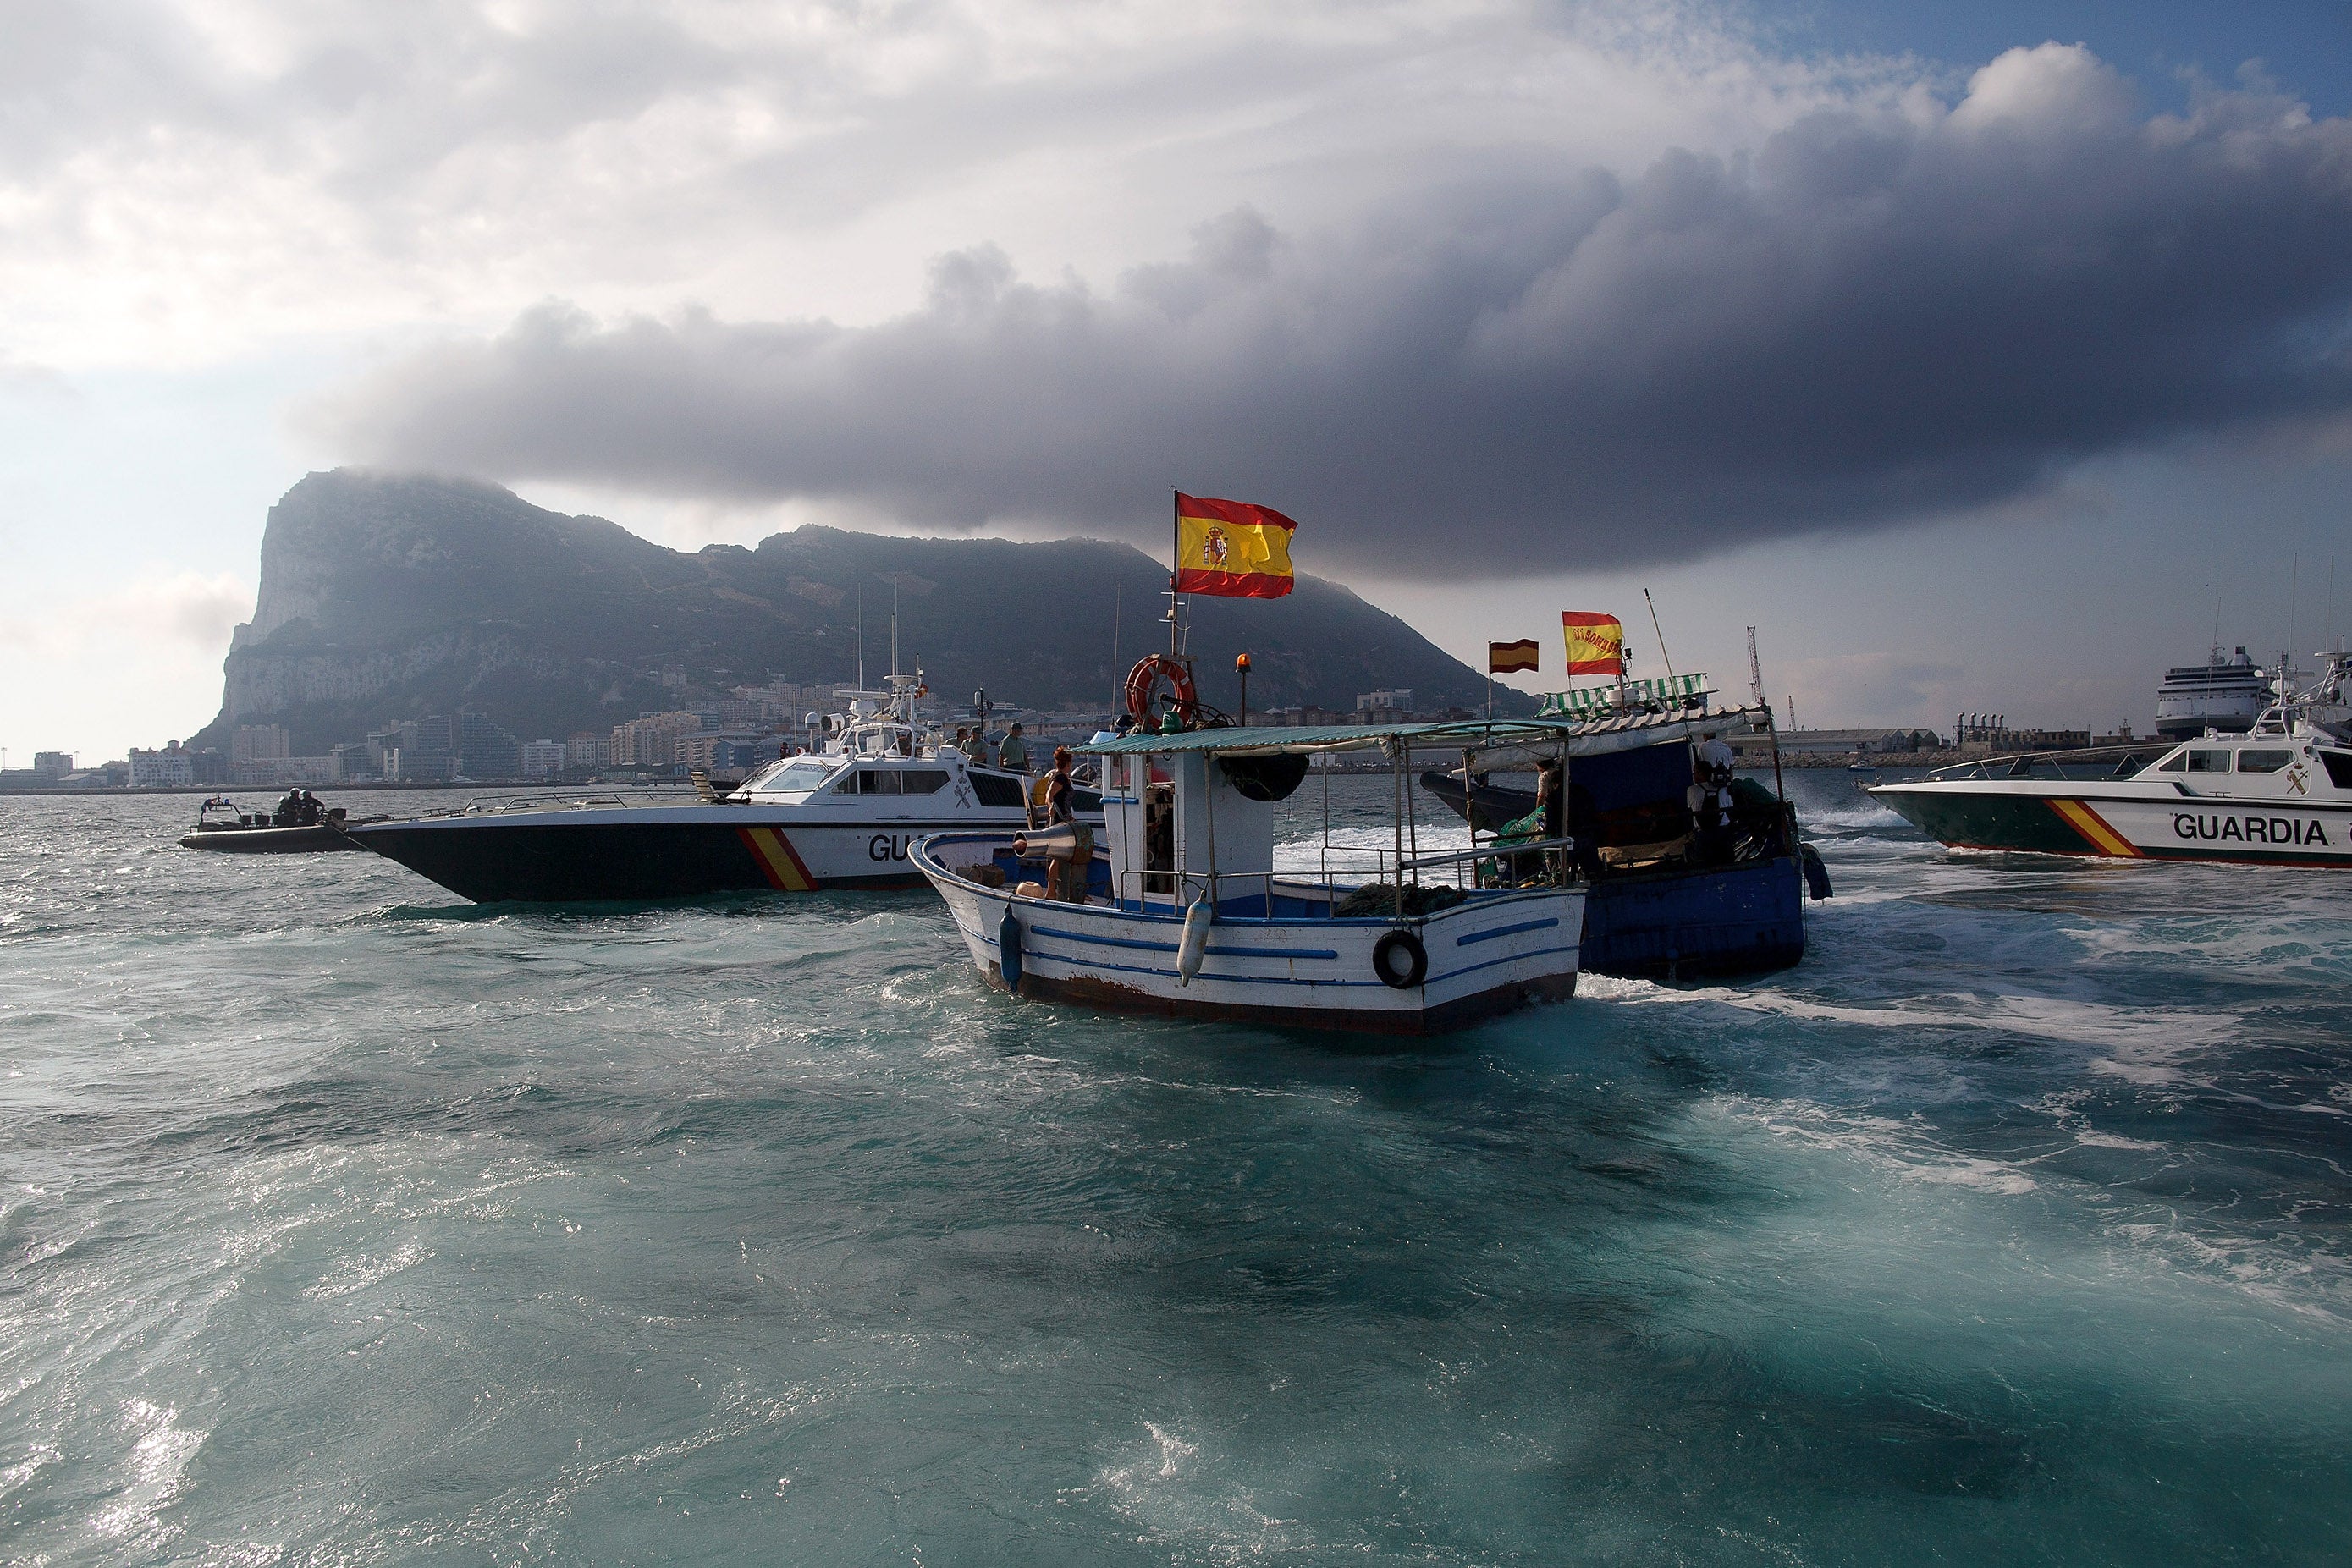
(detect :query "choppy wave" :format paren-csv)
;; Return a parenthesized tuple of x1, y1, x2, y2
(2, 778, 2349, 1563)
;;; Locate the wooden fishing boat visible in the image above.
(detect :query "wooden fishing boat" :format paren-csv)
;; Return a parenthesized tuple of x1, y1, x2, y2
(912, 718, 1589, 1035)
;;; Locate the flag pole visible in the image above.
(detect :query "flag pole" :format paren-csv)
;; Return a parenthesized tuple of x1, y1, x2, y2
(1167, 488, 1181, 657)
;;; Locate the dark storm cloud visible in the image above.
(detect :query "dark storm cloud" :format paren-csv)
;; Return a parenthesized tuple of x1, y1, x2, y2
(309, 46, 2352, 575)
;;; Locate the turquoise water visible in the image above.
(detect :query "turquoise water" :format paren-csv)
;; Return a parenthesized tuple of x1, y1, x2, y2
(2, 775, 2348, 1564)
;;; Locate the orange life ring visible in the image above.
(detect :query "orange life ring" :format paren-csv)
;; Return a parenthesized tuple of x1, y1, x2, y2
(1125, 654, 1198, 726)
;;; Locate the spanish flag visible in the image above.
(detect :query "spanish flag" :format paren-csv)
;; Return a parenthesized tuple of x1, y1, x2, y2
(1488, 640, 1540, 674)
(1174, 492, 1296, 598)
(1562, 612, 1624, 677)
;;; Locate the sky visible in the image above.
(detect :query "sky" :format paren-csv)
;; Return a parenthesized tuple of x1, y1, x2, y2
(6, 0, 2352, 765)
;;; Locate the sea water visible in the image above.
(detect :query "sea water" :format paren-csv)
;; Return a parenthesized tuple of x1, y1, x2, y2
(1, 774, 2348, 1565)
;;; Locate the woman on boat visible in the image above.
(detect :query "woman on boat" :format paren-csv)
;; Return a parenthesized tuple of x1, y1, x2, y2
(1043, 747, 1093, 900)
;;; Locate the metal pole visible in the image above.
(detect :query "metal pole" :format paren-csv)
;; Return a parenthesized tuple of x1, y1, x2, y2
(1392, 738, 1405, 922)
(1168, 489, 1181, 657)
(1405, 734, 1419, 886)
(1644, 589, 1678, 689)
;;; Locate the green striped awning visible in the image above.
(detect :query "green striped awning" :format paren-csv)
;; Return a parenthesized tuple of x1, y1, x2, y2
(1536, 674, 1710, 718)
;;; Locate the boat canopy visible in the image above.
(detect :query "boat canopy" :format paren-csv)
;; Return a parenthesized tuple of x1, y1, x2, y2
(1079, 705, 1769, 761)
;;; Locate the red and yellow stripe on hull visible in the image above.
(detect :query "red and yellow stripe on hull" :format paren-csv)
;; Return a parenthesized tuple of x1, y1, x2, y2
(737, 826, 818, 890)
(2047, 799, 2140, 858)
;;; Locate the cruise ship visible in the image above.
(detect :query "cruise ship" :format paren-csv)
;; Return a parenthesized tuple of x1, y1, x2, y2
(2155, 646, 2272, 740)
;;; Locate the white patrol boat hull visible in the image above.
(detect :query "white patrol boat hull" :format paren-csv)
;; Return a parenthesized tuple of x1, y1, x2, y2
(1870, 736, 2352, 867)
(913, 832, 1585, 1036)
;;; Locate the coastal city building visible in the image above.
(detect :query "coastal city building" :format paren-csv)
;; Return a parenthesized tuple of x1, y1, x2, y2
(518, 740, 568, 778)
(127, 745, 196, 788)
(232, 724, 291, 764)
(611, 711, 703, 767)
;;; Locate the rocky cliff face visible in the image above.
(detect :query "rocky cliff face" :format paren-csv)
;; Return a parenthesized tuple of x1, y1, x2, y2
(194, 470, 1522, 752)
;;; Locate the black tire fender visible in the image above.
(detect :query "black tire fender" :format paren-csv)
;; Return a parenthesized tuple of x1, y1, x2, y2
(1373, 928, 1427, 989)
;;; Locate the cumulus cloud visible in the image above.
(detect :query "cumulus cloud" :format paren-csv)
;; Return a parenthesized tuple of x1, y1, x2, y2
(3, 1, 1810, 366)
(305, 44, 2352, 575)
(0, 569, 253, 657)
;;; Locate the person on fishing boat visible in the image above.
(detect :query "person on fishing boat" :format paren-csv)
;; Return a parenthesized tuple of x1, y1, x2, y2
(1690, 731, 1736, 862)
(1041, 745, 1093, 901)
(997, 723, 1029, 773)
(273, 789, 302, 827)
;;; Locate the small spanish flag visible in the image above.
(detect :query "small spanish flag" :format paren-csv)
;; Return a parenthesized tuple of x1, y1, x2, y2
(1562, 612, 1624, 677)
(1488, 639, 1540, 674)
(1174, 492, 1296, 598)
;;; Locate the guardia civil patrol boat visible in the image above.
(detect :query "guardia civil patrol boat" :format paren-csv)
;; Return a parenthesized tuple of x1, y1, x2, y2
(349, 672, 1099, 902)
(1868, 653, 2352, 867)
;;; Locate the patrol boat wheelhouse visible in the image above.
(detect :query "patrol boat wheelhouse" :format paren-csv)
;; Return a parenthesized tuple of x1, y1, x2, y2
(911, 718, 1589, 1036)
(1869, 653, 2352, 867)
(349, 672, 1099, 902)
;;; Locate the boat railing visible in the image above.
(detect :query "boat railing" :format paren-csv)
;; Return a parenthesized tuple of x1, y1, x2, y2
(453, 791, 636, 816)
(1925, 743, 2171, 783)
(1110, 835, 1580, 918)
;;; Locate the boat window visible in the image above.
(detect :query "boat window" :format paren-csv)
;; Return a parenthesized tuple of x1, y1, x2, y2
(2153, 750, 2186, 773)
(760, 761, 837, 794)
(2320, 750, 2352, 790)
(855, 769, 902, 795)
(968, 772, 1028, 808)
(2236, 750, 2293, 773)
(901, 769, 949, 795)
(2185, 750, 2233, 773)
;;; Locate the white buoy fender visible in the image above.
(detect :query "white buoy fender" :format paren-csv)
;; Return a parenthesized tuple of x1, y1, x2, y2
(1176, 899, 1214, 986)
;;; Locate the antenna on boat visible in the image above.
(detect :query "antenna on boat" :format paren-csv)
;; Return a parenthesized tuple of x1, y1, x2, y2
(1643, 590, 1679, 686)
(2289, 554, 2299, 676)
(857, 581, 865, 693)
(1749, 627, 1787, 804)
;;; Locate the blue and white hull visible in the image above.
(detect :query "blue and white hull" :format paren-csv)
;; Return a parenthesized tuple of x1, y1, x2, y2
(913, 832, 1584, 1036)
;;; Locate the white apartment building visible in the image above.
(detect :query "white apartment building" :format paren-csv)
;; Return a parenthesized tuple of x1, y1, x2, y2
(127, 748, 196, 787)
(565, 734, 614, 771)
(517, 740, 568, 778)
